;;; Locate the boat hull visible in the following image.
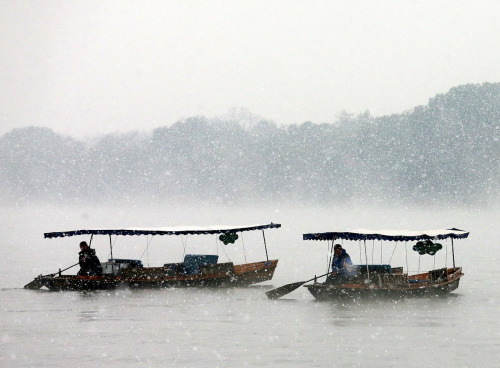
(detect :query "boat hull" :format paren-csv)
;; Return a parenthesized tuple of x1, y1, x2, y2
(305, 267, 463, 300)
(26, 260, 278, 291)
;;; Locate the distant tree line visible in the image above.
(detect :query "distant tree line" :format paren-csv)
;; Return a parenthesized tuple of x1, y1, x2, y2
(0, 83, 498, 207)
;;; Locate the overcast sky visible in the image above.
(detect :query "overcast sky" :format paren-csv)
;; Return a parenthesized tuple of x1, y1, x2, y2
(1, 1, 499, 138)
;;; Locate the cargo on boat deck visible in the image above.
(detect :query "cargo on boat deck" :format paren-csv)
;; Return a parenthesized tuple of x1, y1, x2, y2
(429, 267, 448, 283)
(354, 264, 392, 275)
(101, 259, 143, 275)
(183, 254, 219, 275)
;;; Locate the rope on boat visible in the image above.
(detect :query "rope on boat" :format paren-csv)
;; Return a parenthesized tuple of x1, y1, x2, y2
(147, 235, 152, 267)
(327, 240, 333, 274)
(215, 235, 219, 256)
(181, 235, 188, 258)
(219, 239, 231, 262)
(139, 235, 154, 267)
(388, 241, 397, 264)
(107, 235, 118, 259)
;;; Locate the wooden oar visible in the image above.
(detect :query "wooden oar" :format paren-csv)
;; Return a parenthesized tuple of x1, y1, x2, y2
(266, 271, 333, 299)
(24, 263, 79, 290)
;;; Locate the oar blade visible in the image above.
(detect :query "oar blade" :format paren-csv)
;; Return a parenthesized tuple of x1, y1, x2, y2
(266, 281, 306, 300)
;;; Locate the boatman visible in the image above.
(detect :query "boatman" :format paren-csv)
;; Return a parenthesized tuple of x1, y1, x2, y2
(327, 244, 355, 284)
(77, 241, 103, 276)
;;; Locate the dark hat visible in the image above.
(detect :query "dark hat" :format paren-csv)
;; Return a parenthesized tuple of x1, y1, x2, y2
(334, 243, 342, 249)
(79, 241, 88, 247)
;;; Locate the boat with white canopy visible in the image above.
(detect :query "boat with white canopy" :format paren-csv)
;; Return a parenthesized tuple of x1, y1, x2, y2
(266, 228, 468, 300)
(25, 223, 281, 291)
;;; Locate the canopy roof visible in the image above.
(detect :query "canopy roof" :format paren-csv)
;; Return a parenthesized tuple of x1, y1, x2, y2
(303, 228, 469, 242)
(44, 223, 281, 239)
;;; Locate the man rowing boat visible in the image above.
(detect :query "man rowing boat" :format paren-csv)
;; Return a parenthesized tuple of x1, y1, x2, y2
(77, 241, 102, 276)
(326, 244, 355, 284)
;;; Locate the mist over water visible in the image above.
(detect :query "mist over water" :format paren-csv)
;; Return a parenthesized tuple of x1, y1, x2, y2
(1, 1, 498, 364)
(1, 204, 498, 367)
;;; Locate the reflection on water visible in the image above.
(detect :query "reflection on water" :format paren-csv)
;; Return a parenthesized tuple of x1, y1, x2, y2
(78, 310, 99, 322)
(1, 282, 498, 367)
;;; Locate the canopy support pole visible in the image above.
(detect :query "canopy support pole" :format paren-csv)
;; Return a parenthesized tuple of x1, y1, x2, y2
(241, 232, 248, 264)
(327, 240, 334, 273)
(262, 230, 269, 261)
(109, 235, 114, 260)
(109, 234, 114, 274)
(451, 238, 456, 268)
(364, 240, 370, 281)
(445, 239, 448, 268)
(181, 235, 189, 259)
(405, 241, 409, 275)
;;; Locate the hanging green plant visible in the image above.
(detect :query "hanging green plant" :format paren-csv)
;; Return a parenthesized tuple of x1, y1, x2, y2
(219, 232, 239, 245)
(412, 240, 443, 255)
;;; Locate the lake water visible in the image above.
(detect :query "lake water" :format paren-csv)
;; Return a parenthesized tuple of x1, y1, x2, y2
(1, 204, 499, 367)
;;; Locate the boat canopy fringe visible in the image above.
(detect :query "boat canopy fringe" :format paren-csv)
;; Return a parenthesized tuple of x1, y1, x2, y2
(303, 228, 469, 242)
(44, 223, 281, 239)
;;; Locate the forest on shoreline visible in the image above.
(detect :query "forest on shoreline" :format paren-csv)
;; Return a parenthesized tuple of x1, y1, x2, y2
(1, 83, 498, 207)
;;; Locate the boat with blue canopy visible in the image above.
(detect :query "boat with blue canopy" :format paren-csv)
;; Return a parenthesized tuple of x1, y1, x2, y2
(266, 228, 468, 300)
(303, 228, 468, 300)
(25, 223, 281, 291)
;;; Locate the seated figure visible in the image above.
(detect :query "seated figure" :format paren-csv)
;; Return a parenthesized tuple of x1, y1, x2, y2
(77, 241, 102, 276)
(326, 244, 356, 284)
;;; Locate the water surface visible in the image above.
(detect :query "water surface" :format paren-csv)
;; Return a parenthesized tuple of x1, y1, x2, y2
(1, 205, 498, 367)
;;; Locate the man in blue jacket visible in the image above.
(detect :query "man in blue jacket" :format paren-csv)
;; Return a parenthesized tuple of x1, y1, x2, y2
(327, 244, 355, 284)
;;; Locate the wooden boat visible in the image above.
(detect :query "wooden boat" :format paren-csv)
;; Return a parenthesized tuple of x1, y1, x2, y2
(24, 223, 280, 291)
(302, 228, 468, 300)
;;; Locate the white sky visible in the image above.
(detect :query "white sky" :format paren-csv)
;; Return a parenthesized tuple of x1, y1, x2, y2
(1, 1, 499, 138)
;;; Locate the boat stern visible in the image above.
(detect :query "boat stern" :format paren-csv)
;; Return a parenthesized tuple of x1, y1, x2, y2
(233, 259, 279, 285)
